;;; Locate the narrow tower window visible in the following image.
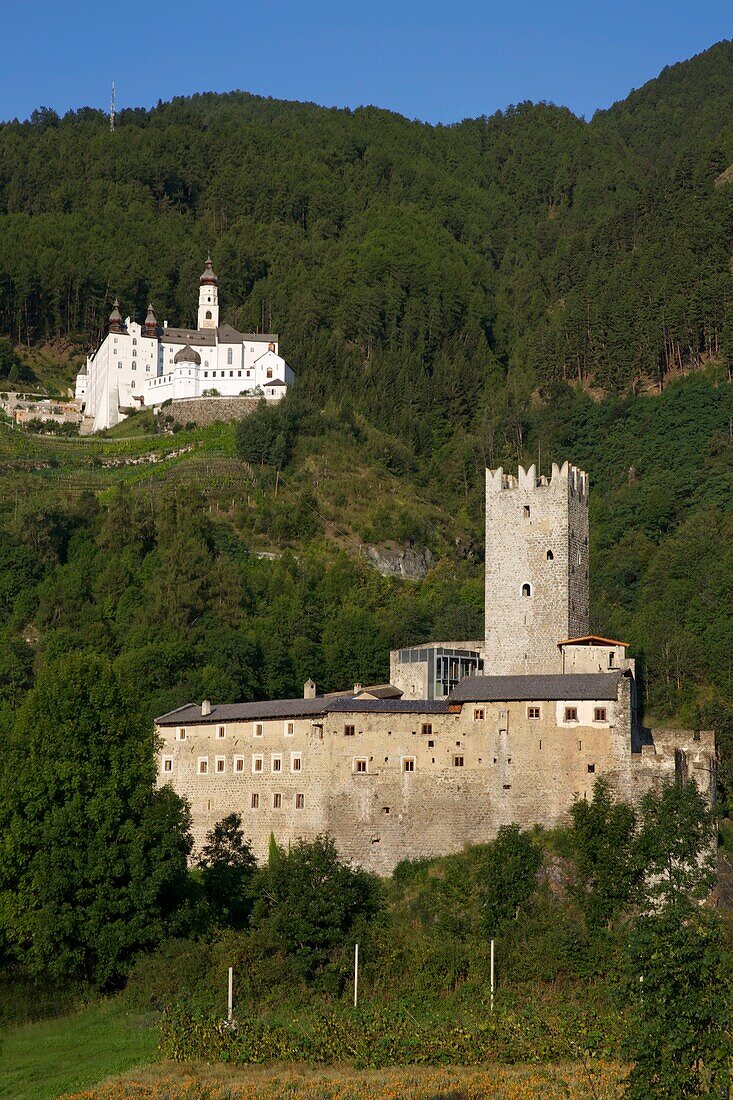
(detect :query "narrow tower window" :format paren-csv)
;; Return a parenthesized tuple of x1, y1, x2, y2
(546, 550, 554, 561)
(521, 583, 531, 597)
(523, 505, 530, 519)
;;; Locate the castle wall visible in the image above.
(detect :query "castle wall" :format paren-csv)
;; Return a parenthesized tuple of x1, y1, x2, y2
(153, 674, 712, 876)
(484, 462, 589, 675)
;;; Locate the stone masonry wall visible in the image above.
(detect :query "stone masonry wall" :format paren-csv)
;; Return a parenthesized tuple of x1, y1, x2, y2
(155, 676, 716, 876)
(161, 396, 262, 427)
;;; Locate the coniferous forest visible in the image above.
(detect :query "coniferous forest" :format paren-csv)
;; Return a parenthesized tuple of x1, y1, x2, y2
(0, 40, 732, 1099)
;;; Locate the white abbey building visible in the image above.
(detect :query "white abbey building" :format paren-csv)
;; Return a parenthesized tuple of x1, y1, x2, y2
(77, 257, 294, 432)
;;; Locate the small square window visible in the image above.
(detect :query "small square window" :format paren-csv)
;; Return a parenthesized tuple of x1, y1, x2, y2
(273, 793, 282, 809)
(528, 706, 541, 720)
(215, 757, 225, 773)
(453, 755, 464, 767)
(402, 757, 415, 772)
(198, 758, 208, 775)
(594, 707, 607, 723)
(296, 793, 304, 809)
(251, 792, 259, 809)
(473, 708, 485, 721)
(162, 757, 173, 773)
(565, 707, 578, 722)
(428, 739, 434, 747)
(588, 763, 596, 773)
(421, 723, 432, 737)
(354, 759, 367, 774)
(285, 721, 295, 737)
(344, 724, 355, 737)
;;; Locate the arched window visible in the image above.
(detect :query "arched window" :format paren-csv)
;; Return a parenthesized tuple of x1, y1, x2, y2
(546, 550, 554, 561)
(227, 348, 233, 365)
(132, 338, 137, 345)
(205, 310, 212, 320)
(521, 583, 531, 597)
(267, 367, 273, 379)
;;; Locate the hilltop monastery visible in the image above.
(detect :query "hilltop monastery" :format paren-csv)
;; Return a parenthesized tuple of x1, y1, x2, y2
(156, 462, 715, 875)
(77, 257, 294, 432)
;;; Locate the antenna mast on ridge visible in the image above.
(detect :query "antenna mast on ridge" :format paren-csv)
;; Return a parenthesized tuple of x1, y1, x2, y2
(110, 82, 116, 133)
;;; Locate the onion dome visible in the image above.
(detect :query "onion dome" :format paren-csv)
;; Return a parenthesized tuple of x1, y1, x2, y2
(108, 298, 123, 333)
(200, 253, 218, 285)
(143, 303, 157, 337)
(173, 344, 201, 365)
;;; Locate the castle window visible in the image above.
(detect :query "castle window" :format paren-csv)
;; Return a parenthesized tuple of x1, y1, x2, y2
(227, 348, 233, 365)
(588, 764, 596, 773)
(608, 652, 615, 668)
(296, 793, 304, 809)
(162, 757, 173, 773)
(177, 728, 186, 740)
(273, 793, 281, 809)
(197, 758, 208, 775)
(521, 583, 531, 597)
(291, 753, 302, 772)
(474, 708, 485, 721)
(215, 756, 225, 774)
(453, 755, 464, 767)
(271, 754, 283, 773)
(344, 725, 355, 737)
(251, 792, 259, 809)
(285, 721, 295, 737)
(354, 758, 368, 774)
(528, 706, 541, 720)
(523, 505, 530, 518)
(402, 757, 415, 773)
(254, 723, 263, 737)
(421, 723, 432, 737)
(252, 755, 263, 773)
(564, 707, 578, 722)
(216, 725, 226, 739)
(234, 756, 244, 772)
(428, 739, 434, 747)
(594, 707, 607, 722)
(546, 550, 554, 561)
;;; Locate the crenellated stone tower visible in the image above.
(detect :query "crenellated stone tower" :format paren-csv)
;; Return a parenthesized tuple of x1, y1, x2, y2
(484, 461, 589, 675)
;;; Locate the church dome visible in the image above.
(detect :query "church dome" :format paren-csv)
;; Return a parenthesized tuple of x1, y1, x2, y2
(174, 344, 201, 365)
(200, 253, 218, 285)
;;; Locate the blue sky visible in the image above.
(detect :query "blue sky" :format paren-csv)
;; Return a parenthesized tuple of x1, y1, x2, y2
(0, 1, 730, 124)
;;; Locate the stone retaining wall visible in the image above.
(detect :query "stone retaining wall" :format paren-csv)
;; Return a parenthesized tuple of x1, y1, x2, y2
(162, 396, 262, 427)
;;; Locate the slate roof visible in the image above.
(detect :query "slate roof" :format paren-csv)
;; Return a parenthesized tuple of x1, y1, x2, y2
(159, 326, 278, 347)
(156, 696, 448, 725)
(448, 672, 624, 702)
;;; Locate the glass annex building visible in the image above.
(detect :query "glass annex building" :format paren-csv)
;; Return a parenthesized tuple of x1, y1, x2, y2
(394, 646, 483, 698)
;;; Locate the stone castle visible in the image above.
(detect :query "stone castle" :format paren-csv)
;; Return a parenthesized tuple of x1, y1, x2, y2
(156, 462, 715, 873)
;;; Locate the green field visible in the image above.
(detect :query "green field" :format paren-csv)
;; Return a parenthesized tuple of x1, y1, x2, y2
(0, 1000, 158, 1100)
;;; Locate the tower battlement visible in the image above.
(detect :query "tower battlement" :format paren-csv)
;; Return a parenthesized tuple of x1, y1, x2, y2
(486, 461, 588, 499)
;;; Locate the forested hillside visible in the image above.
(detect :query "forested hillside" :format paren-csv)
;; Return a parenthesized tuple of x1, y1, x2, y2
(0, 44, 730, 736)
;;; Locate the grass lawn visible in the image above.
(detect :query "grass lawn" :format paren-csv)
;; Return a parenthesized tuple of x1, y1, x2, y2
(0, 999, 158, 1100)
(60, 1059, 626, 1099)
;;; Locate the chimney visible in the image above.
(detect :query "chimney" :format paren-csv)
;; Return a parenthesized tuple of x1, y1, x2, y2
(268, 341, 275, 352)
(304, 679, 316, 699)
(354, 683, 363, 696)
(201, 699, 211, 716)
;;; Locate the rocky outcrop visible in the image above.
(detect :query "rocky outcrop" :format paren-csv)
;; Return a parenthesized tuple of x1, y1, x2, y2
(364, 541, 435, 580)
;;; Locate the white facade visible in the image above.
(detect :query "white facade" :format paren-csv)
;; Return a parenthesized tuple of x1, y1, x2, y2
(80, 259, 294, 432)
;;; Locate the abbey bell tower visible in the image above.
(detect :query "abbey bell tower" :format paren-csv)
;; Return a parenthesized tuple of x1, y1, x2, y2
(198, 254, 219, 330)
